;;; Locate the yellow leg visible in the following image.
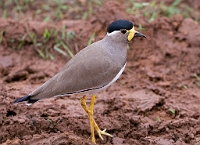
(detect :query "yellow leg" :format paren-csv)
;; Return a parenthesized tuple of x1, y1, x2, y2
(81, 95, 95, 143)
(81, 95, 113, 144)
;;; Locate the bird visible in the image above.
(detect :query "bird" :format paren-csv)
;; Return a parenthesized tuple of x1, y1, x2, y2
(14, 20, 146, 144)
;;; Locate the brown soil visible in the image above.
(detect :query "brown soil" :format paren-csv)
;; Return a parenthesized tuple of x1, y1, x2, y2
(0, 1, 200, 145)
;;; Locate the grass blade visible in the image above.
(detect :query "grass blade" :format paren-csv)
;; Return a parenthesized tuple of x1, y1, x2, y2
(37, 49, 46, 59)
(60, 41, 74, 57)
(87, 33, 95, 46)
(54, 44, 67, 56)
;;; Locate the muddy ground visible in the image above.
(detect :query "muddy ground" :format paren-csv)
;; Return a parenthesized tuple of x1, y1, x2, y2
(0, 1, 200, 145)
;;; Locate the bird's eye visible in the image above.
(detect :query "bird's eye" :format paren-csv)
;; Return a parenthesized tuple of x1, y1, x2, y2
(120, 29, 127, 34)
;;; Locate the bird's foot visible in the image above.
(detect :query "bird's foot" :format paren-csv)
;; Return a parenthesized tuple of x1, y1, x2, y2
(81, 95, 113, 144)
(96, 128, 113, 140)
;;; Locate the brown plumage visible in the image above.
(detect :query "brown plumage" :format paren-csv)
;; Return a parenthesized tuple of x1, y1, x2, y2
(14, 20, 146, 144)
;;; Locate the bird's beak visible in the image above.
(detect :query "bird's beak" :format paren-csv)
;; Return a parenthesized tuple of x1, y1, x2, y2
(134, 32, 146, 38)
(127, 27, 146, 41)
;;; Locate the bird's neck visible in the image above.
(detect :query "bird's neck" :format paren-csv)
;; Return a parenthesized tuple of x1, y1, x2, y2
(104, 34, 128, 48)
(102, 35, 127, 66)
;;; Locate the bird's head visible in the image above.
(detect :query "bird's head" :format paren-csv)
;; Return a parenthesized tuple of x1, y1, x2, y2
(107, 20, 146, 43)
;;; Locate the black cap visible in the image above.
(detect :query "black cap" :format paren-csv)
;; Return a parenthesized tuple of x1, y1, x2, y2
(107, 20, 133, 33)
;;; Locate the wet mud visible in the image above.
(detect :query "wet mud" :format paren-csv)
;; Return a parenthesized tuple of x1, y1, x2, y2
(0, 1, 200, 145)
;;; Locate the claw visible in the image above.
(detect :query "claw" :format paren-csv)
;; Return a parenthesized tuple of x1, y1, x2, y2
(97, 128, 113, 140)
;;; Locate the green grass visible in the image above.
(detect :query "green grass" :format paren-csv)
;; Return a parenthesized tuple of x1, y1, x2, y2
(138, 24, 146, 31)
(0, 0, 102, 21)
(0, 0, 199, 59)
(193, 73, 200, 87)
(38, 27, 75, 59)
(156, 117, 161, 122)
(87, 33, 95, 46)
(0, 0, 102, 59)
(3, 25, 75, 59)
(169, 109, 175, 114)
(47, 118, 54, 128)
(125, 0, 199, 22)
(1, 0, 199, 22)
(183, 85, 188, 89)
(0, 30, 5, 43)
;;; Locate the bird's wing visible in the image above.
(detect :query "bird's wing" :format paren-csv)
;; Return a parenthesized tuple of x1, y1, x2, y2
(30, 42, 122, 100)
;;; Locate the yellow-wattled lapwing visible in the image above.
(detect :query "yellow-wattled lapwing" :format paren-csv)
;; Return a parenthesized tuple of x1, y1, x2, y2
(14, 20, 146, 144)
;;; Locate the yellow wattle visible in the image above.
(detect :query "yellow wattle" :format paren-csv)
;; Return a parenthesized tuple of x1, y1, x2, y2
(128, 27, 136, 41)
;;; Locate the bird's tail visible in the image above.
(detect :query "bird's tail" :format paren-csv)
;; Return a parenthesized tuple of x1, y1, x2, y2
(14, 95, 38, 104)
